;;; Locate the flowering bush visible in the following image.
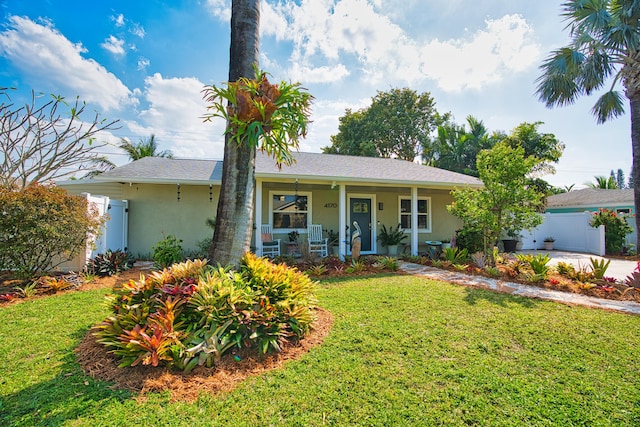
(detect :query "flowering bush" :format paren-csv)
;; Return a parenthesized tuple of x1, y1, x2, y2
(590, 209, 633, 255)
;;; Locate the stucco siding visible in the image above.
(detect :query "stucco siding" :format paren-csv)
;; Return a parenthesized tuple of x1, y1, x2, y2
(121, 183, 219, 256)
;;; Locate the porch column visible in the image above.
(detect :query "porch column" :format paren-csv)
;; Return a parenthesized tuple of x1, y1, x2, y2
(255, 178, 263, 256)
(411, 186, 418, 256)
(339, 183, 347, 260)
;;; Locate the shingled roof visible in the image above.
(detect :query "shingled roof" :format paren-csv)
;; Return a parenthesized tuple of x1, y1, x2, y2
(94, 151, 481, 188)
(546, 188, 634, 208)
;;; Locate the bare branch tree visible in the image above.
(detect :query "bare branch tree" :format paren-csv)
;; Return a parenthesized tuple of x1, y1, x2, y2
(0, 88, 119, 190)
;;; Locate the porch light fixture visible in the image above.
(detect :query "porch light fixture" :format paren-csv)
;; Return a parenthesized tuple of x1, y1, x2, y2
(378, 202, 384, 211)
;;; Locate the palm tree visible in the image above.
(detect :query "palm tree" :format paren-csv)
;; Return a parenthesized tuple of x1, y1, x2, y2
(536, 0, 640, 247)
(118, 134, 173, 161)
(586, 175, 619, 189)
(208, 0, 261, 267)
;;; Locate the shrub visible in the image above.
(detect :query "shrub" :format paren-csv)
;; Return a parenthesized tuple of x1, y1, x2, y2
(590, 208, 633, 255)
(441, 247, 469, 264)
(87, 249, 135, 277)
(152, 235, 184, 269)
(95, 254, 317, 371)
(455, 227, 483, 254)
(0, 183, 104, 278)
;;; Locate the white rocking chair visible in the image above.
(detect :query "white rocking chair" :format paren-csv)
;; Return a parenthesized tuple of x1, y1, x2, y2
(307, 224, 328, 257)
(260, 224, 280, 258)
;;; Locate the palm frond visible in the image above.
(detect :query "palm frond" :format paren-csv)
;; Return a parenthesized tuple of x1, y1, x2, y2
(562, 0, 612, 36)
(591, 89, 626, 123)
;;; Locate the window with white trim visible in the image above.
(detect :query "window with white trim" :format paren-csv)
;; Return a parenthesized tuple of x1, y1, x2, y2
(399, 197, 431, 232)
(270, 191, 311, 230)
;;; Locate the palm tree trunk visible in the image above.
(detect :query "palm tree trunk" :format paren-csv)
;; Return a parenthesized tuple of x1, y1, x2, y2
(209, 0, 260, 267)
(631, 96, 640, 249)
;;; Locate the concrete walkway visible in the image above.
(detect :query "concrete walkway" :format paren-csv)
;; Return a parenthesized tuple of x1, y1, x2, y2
(399, 261, 640, 315)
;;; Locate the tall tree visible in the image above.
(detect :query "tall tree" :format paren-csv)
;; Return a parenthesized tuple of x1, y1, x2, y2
(615, 168, 626, 189)
(118, 134, 173, 160)
(426, 115, 499, 176)
(323, 88, 441, 161)
(587, 175, 619, 189)
(502, 122, 564, 175)
(448, 142, 544, 266)
(535, 0, 640, 247)
(1, 89, 118, 190)
(208, 0, 261, 267)
(203, 0, 312, 267)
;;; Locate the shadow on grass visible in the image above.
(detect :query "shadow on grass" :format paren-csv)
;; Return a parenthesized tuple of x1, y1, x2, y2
(1, 328, 131, 427)
(462, 286, 540, 309)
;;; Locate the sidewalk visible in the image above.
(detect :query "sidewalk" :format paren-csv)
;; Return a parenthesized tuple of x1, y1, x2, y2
(399, 261, 640, 315)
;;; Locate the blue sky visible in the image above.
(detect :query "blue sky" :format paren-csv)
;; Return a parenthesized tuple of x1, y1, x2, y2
(0, 0, 632, 188)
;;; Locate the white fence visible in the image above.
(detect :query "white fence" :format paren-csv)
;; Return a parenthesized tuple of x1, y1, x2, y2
(519, 212, 605, 256)
(60, 194, 128, 271)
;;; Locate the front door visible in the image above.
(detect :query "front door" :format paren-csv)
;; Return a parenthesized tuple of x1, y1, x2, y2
(350, 197, 373, 252)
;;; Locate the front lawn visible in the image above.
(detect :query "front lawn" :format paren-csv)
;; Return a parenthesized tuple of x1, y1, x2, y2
(1, 275, 639, 426)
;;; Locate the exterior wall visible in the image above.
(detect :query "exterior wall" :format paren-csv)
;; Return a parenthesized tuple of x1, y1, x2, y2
(61, 180, 464, 257)
(120, 183, 219, 256)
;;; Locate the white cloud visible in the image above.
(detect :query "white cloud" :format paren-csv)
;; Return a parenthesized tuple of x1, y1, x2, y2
(113, 13, 125, 27)
(137, 56, 151, 71)
(260, 1, 540, 89)
(420, 14, 541, 92)
(205, 0, 231, 21)
(128, 73, 226, 159)
(0, 16, 134, 111)
(131, 23, 146, 39)
(101, 35, 125, 55)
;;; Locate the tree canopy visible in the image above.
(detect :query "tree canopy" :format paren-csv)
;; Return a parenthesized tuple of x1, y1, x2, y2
(448, 141, 545, 266)
(323, 88, 441, 161)
(535, 0, 640, 247)
(118, 134, 173, 161)
(1, 89, 118, 190)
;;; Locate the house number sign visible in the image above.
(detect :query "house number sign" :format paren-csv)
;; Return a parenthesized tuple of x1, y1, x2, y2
(324, 203, 338, 208)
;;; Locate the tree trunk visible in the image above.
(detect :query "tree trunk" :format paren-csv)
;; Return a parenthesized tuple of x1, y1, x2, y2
(631, 96, 640, 250)
(209, 0, 260, 267)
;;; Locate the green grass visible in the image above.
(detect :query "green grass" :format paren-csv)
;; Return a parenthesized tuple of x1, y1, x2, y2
(1, 275, 640, 426)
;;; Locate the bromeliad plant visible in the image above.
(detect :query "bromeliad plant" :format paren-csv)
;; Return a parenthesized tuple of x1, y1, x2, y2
(94, 254, 317, 370)
(202, 67, 313, 168)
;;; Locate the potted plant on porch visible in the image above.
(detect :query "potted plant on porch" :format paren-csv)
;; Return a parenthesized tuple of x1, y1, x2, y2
(378, 224, 407, 256)
(324, 229, 340, 256)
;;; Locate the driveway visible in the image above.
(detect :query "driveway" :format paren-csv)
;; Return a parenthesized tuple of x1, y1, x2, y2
(520, 250, 637, 281)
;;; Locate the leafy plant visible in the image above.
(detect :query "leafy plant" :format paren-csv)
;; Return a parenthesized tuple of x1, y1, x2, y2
(346, 259, 366, 273)
(14, 281, 38, 298)
(452, 263, 469, 272)
(86, 249, 135, 277)
(184, 319, 237, 373)
(623, 262, 640, 295)
(307, 264, 328, 276)
(375, 256, 399, 271)
(324, 229, 339, 246)
(441, 247, 469, 264)
(555, 262, 575, 277)
(590, 209, 633, 255)
(95, 254, 317, 369)
(378, 224, 407, 246)
(516, 253, 551, 278)
(589, 258, 611, 280)
(39, 276, 76, 292)
(152, 235, 184, 269)
(544, 236, 555, 242)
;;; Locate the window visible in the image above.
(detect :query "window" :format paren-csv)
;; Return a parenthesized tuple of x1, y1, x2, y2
(399, 197, 431, 231)
(270, 192, 311, 230)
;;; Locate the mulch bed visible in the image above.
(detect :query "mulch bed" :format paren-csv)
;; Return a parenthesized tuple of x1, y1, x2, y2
(75, 307, 333, 402)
